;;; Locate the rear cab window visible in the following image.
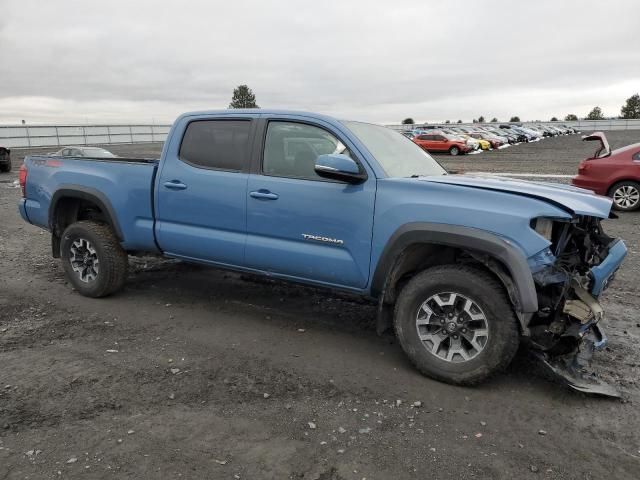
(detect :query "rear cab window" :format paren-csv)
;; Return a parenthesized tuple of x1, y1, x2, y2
(179, 120, 252, 171)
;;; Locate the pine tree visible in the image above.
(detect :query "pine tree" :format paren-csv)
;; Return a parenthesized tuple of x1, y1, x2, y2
(586, 107, 604, 120)
(229, 85, 259, 109)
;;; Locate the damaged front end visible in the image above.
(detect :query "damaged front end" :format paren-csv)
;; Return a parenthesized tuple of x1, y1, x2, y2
(527, 216, 627, 396)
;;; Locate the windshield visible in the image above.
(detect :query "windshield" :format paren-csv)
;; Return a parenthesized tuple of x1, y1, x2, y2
(343, 121, 446, 177)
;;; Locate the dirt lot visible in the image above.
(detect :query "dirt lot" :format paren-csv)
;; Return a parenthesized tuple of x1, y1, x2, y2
(1, 133, 640, 479)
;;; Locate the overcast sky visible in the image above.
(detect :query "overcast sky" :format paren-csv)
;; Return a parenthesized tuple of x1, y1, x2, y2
(0, 0, 638, 125)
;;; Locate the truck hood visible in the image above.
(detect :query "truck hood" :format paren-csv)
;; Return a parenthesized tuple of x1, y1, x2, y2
(420, 174, 613, 218)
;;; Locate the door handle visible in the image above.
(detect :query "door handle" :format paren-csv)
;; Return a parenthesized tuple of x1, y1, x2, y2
(164, 180, 187, 190)
(249, 190, 279, 200)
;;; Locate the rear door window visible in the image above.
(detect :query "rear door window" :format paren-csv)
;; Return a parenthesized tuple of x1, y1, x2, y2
(179, 120, 251, 171)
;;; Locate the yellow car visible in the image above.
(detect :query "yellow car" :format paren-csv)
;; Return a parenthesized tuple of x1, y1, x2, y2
(467, 134, 491, 150)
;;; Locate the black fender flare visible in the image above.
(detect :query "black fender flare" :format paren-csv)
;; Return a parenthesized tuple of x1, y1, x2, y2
(49, 186, 124, 241)
(371, 223, 538, 314)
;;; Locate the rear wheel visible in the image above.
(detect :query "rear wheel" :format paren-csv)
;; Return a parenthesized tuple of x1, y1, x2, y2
(60, 221, 128, 297)
(449, 146, 460, 156)
(609, 181, 640, 211)
(394, 265, 519, 385)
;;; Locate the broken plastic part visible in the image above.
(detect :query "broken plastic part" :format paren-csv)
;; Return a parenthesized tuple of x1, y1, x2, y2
(567, 279, 603, 323)
(563, 299, 593, 323)
(533, 351, 621, 398)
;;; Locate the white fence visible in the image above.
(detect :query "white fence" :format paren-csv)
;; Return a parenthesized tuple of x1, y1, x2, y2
(2, 118, 639, 148)
(0, 124, 172, 148)
(386, 118, 640, 132)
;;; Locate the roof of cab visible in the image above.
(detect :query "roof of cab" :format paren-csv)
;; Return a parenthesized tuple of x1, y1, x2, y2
(177, 109, 341, 124)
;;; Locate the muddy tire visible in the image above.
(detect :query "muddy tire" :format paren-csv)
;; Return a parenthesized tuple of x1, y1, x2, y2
(609, 181, 640, 212)
(60, 221, 128, 297)
(394, 265, 519, 385)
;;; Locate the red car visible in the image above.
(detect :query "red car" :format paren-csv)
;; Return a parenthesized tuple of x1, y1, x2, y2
(572, 132, 640, 211)
(412, 132, 471, 156)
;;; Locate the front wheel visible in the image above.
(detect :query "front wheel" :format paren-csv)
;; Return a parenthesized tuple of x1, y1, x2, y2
(394, 265, 519, 385)
(449, 146, 460, 156)
(60, 221, 128, 297)
(609, 181, 640, 211)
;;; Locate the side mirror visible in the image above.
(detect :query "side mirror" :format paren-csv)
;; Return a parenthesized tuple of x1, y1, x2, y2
(314, 154, 366, 184)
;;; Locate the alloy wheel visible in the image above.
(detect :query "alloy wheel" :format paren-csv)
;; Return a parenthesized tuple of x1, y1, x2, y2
(613, 185, 640, 209)
(69, 237, 100, 283)
(415, 292, 489, 363)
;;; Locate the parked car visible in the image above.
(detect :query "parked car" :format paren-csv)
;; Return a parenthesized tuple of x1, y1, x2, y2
(413, 132, 473, 156)
(483, 127, 518, 144)
(52, 146, 117, 158)
(401, 131, 416, 140)
(469, 132, 504, 150)
(500, 125, 534, 142)
(18, 109, 627, 389)
(560, 124, 578, 134)
(534, 125, 556, 137)
(572, 132, 640, 211)
(0, 146, 11, 172)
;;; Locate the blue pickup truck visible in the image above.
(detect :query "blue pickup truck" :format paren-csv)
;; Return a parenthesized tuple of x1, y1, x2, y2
(18, 110, 627, 388)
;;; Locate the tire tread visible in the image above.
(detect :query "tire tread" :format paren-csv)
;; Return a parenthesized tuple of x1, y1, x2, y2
(61, 221, 128, 297)
(394, 264, 519, 385)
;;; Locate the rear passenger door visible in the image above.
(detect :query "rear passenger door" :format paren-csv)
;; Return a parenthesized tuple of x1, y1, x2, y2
(155, 117, 255, 266)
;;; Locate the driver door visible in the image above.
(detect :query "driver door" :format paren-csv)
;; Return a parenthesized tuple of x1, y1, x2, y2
(244, 118, 376, 289)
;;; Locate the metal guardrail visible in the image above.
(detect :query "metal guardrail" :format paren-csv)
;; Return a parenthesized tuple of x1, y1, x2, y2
(386, 118, 640, 132)
(0, 124, 172, 148)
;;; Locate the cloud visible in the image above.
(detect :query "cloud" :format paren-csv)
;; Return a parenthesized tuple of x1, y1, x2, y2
(0, 0, 638, 124)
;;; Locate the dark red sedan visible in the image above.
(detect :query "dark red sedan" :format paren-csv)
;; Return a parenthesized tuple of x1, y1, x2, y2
(572, 132, 640, 211)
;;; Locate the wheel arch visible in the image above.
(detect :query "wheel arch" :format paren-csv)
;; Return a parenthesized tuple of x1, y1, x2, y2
(49, 186, 124, 257)
(607, 178, 640, 195)
(371, 223, 538, 331)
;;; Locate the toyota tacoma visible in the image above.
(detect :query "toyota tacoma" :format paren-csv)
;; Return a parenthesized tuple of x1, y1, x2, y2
(18, 110, 627, 391)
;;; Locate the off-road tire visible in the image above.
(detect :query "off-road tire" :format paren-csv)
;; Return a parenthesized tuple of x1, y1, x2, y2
(394, 264, 519, 385)
(60, 221, 128, 297)
(609, 181, 640, 212)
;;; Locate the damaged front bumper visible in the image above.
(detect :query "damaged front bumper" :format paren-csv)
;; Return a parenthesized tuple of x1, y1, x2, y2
(528, 234, 627, 397)
(589, 239, 627, 296)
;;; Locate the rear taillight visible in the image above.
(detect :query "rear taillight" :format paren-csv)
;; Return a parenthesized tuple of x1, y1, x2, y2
(19, 163, 28, 197)
(577, 161, 590, 175)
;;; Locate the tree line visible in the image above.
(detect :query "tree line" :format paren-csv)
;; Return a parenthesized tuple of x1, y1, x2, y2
(402, 93, 640, 124)
(224, 86, 640, 124)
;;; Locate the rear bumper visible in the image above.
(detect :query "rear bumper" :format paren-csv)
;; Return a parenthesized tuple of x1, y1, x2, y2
(18, 198, 31, 223)
(590, 239, 627, 296)
(571, 175, 608, 196)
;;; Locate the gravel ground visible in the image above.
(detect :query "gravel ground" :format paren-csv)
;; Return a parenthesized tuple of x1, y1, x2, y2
(1, 135, 640, 479)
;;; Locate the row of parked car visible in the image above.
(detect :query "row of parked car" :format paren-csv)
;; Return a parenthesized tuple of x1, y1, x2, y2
(402, 123, 579, 156)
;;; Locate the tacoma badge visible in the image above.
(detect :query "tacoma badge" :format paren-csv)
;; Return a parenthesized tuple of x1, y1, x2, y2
(302, 234, 344, 245)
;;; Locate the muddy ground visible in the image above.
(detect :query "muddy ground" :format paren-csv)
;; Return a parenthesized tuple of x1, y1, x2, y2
(1, 133, 639, 479)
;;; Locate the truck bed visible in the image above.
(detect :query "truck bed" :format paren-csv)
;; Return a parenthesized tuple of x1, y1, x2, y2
(21, 155, 160, 252)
